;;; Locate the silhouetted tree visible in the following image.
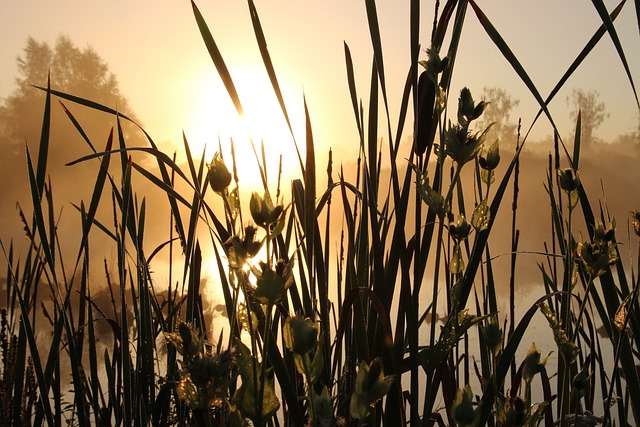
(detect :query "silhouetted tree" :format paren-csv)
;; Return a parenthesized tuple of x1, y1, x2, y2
(0, 35, 141, 244)
(1, 35, 137, 150)
(567, 88, 608, 144)
(478, 87, 520, 145)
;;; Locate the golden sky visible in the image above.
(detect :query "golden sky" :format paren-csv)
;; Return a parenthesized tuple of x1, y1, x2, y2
(1, 0, 638, 175)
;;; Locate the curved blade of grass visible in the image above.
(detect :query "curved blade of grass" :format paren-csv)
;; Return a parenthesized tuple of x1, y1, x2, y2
(590, 0, 639, 108)
(25, 146, 56, 280)
(364, 0, 394, 149)
(59, 101, 97, 154)
(344, 42, 364, 141)
(182, 149, 208, 283)
(191, 0, 244, 117)
(182, 131, 200, 185)
(304, 97, 316, 301)
(131, 162, 193, 209)
(468, 0, 560, 138)
(367, 59, 379, 192)
(525, 0, 626, 144)
(247, 0, 304, 175)
(636, 0, 640, 35)
(119, 159, 133, 426)
(432, 0, 458, 51)
(439, 0, 468, 96)
(74, 130, 113, 268)
(43, 84, 192, 256)
(34, 85, 138, 124)
(364, 0, 388, 111)
(67, 147, 193, 188)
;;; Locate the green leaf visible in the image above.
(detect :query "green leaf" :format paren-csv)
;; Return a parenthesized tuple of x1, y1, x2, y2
(471, 198, 490, 231)
(234, 366, 280, 424)
(253, 267, 287, 306)
(450, 244, 464, 274)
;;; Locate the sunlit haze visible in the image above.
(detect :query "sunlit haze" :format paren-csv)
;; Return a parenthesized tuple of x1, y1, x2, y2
(2, 0, 639, 172)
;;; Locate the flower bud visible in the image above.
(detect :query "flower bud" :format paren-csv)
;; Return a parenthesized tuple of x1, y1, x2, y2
(631, 211, 640, 237)
(284, 314, 318, 355)
(482, 322, 503, 356)
(558, 168, 580, 193)
(449, 214, 471, 241)
(250, 191, 284, 230)
(479, 140, 500, 171)
(457, 87, 486, 127)
(451, 384, 478, 426)
(207, 153, 232, 192)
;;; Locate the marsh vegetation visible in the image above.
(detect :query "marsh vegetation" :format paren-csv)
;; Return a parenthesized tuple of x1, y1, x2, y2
(1, 1, 639, 426)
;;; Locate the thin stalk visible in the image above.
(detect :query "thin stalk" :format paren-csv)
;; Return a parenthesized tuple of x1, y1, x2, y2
(412, 153, 423, 424)
(256, 304, 273, 427)
(302, 356, 318, 426)
(559, 200, 575, 426)
(571, 274, 595, 342)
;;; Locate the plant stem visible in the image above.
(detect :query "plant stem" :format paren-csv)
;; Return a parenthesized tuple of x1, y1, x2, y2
(256, 304, 273, 427)
(303, 356, 317, 427)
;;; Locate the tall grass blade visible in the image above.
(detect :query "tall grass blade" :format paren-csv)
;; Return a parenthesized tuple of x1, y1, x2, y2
(304, 96, 316, 303)
(75, 130, 113, 267)
(35, 74, 52, 198)
(526, 0, 625, 142)
(573, 111, 582, 169)
(468, 0, 560, 139)
(247, 0, 305, 174)
(119, 158, 134, 426)
(25, 146, 56, 279)
(191, 0, 244, 117)
(590, 0, 640, 108)
(59, 101, 98, 154)
(344, 43, 364, 141)
(364, 0, 389, 114)
(35, 86, 138, 124)
(367, 60, 379, 194)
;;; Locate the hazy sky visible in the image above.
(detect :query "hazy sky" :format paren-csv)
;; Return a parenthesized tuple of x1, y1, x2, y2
(1, 0, 638, 171)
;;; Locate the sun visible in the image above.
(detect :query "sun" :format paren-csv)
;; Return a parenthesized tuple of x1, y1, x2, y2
(183, 65, 304, 189)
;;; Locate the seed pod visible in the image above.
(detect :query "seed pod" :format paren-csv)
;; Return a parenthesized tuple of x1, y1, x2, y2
(208, 153, 232, 192)
(630, 211, 640, 237)
(415, 70, 436, 156)
(558, 168, 580, 193)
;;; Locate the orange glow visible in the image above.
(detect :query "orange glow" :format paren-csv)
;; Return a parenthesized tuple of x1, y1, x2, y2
(182, 65, 304, 189)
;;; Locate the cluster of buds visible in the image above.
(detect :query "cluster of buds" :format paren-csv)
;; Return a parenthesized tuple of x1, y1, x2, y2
(207, 152, 232, 193)
(284, 314, 324, 387)
(479, 140, 500, 185)
(165, 322, 236, 410)
(441, 88, 491, 167)
(521, 342, 548, 385)
(557, 167, 580, 193)
(448, 214, 471, 275)
(349, 358, 396, 421)
(253, 258, 294, 306)
(451, 384, 481, 427)
(481, 320, 503, 357)
(227, 225, 263, 269)
(250, 191, 284, 232)
(576, 218, 617, 278)
(630, 210, 640, 237)
(540, 303, 579, 364)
